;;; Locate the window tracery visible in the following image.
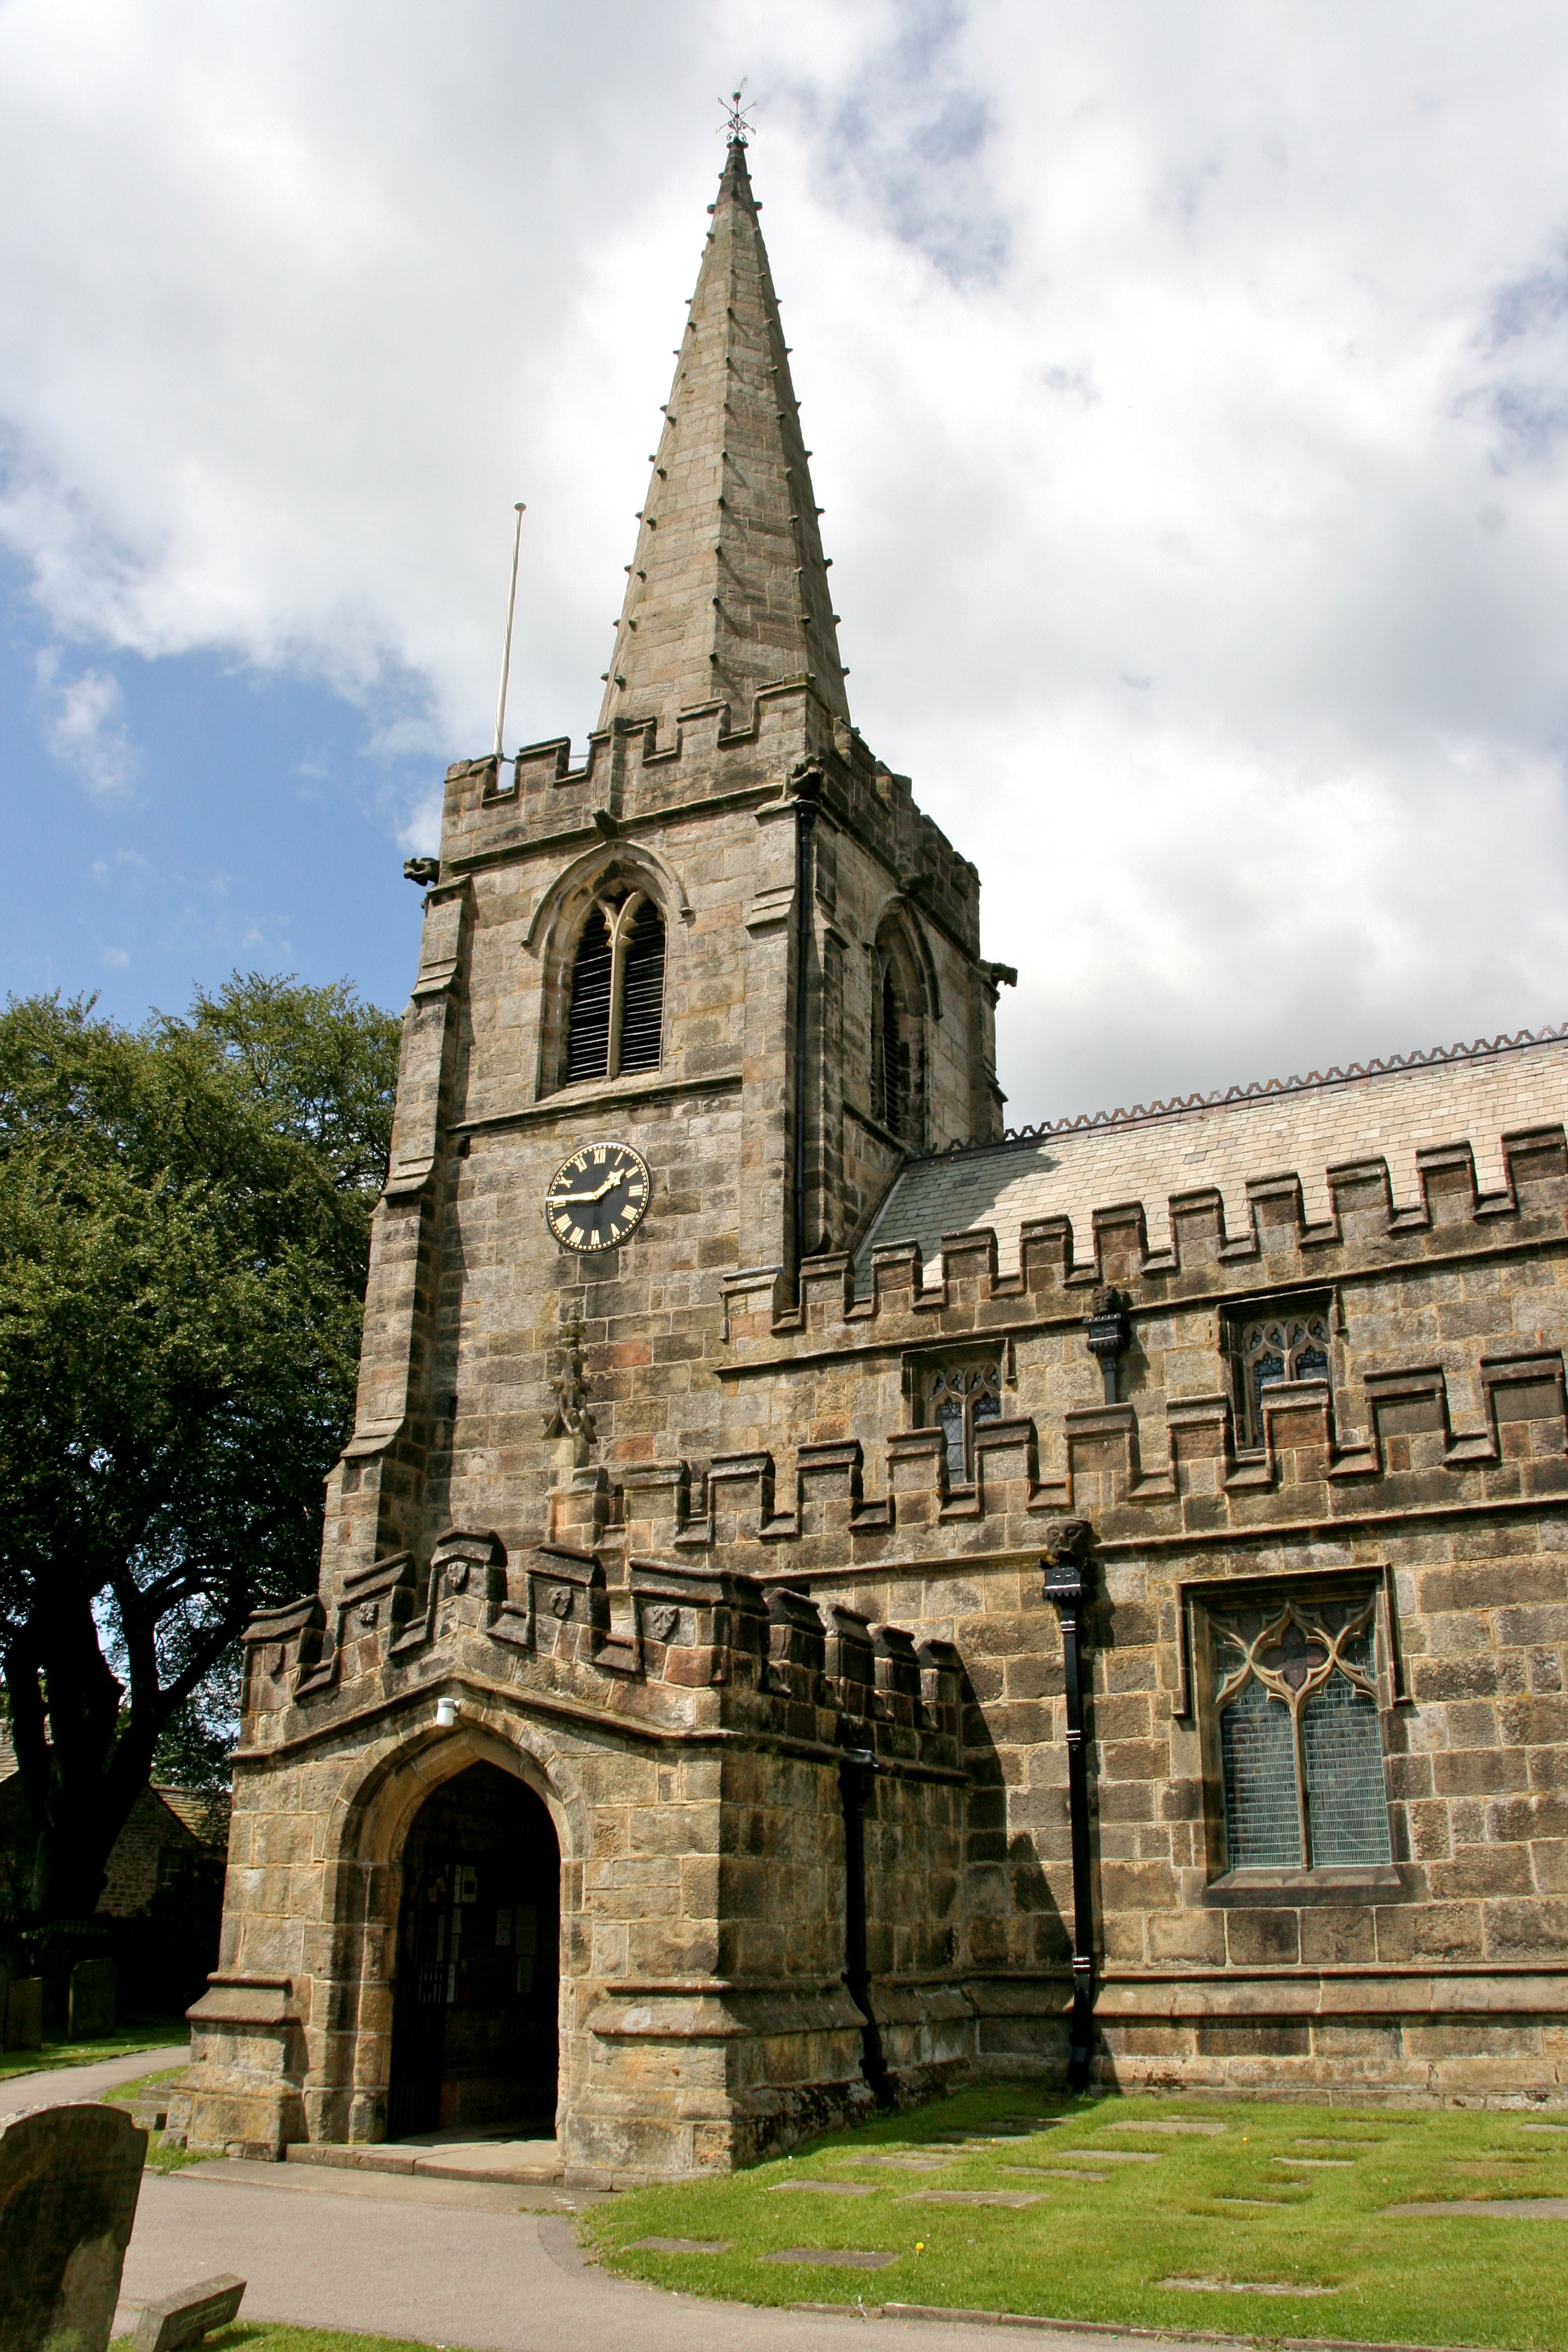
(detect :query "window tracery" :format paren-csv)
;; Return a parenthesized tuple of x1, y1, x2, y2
(1227, 1300, 1331, 1448)
(564, 887, 665, 1086)
(1210, 1596, 1391, 1872)
(926, 1361, 1002, 1483)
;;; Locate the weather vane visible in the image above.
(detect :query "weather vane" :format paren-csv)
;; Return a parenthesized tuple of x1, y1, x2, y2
(719, 80, 756, 145)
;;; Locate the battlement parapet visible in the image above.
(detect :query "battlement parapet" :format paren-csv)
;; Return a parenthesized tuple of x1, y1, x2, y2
(602, 1345, 1568, 1565)
(734, 1125, 1568, 1355)
(237, 1540, 962, 1774)
(428, 687, 979, 950)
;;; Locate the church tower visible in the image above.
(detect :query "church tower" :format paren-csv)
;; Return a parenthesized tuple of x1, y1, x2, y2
(180, 132, 1008, 2180)
(181, 125, 1568, 2176)
(326, 130, 1006, 1590)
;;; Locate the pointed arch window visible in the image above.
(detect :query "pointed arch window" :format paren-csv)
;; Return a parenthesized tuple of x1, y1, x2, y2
(1223, 1297, 1332, 1449)
(565, 889, 665, 1085)
(1209, 1596, 1392, 1872)
(874, 921, 926, 1146)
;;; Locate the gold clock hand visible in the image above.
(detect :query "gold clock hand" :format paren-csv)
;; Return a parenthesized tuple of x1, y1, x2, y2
(554, 1172, 627, 1205)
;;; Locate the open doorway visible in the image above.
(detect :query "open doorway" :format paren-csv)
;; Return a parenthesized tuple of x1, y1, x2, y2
(387, 1760, 560, 2140)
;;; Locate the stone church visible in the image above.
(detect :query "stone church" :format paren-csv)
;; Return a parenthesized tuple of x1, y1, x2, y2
(176, 134, 1568, 2181)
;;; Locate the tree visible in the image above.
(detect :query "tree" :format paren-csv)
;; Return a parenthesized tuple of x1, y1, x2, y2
(0, 975, 399, 1919)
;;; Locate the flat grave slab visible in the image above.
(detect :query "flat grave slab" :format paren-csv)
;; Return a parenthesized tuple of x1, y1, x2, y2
(627, 2237, 730, 2254)
(903, 2189, 1044, 2208)
(1003, 2166, 1108, 2182)
(854, 2153, 957, 2169)
(762, 2247, 898, 2269)
(1109, 2120, 1225, 2137)
(768, 2178, 877, 2196)
(1386, 2197, 1568, 2218)
(1160, 2275, 1338, 2296)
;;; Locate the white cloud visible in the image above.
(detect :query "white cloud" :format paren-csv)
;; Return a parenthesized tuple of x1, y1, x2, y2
(34, 648, 137, 796)
(1, 1, 1566, 1117)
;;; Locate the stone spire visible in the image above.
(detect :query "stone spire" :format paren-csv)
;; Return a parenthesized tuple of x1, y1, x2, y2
(596, 139, 849, 739)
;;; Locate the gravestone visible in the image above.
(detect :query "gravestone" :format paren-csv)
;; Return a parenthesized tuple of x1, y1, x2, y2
(3, 1978, 42, 2053)
(131, 2274, 246, 2351)
(68, 1958, 117, 2040)
(0, 2101, 146, 2352)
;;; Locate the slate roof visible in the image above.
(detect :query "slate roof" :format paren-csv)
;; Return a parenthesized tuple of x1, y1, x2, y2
(854, 1026, 1568, 1292)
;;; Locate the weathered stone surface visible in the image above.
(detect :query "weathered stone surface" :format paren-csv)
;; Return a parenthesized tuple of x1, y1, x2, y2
(68, 1959, 116, 2041)
(3, 1977, 42, 2052)
(0, 2102, 146, 2352)
(129, 2275, 246, 2352)
(200, 117, 1568, 2184)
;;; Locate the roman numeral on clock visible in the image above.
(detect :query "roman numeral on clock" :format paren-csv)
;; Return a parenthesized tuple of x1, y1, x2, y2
(543, 1140, 653, 1254)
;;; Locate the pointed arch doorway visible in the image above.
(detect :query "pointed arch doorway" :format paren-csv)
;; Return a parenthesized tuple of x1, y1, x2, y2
(387, 1760, 560, 2139)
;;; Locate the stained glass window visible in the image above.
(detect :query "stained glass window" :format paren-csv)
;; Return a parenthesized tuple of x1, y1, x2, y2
(927, 1362, 1003, 1483)
(1211, 1596, 1391, 1872)
(1230, 1302, 1333, 1446)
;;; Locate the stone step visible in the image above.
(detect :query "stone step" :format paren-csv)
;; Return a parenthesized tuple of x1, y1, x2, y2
(283, 2140, 563, 2187)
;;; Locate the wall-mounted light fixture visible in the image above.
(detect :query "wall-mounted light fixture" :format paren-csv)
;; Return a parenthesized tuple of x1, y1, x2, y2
(435, 1697, 459, 1730)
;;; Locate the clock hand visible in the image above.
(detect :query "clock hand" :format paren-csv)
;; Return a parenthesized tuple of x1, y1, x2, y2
(553, 1172, 627, 1204)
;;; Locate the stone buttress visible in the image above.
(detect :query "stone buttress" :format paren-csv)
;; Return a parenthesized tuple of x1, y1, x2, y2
(181, 126, 1568, 2170)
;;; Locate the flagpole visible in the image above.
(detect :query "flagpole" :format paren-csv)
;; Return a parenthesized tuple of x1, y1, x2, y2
(493, 501, 526, 764)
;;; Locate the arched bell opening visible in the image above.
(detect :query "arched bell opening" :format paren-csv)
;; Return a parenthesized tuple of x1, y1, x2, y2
(561, 884, 667, 1087)
(387, 1759, 560, 2139)
(872, 918, 929, 1148)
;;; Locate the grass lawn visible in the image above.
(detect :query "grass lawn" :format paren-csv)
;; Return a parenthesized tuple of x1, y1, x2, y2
(588, 2081, 1568, 2347)
(0, 2017, 188, 2081)
(113, 2331, 436, 2351)
(102, 2060, 211, 2172)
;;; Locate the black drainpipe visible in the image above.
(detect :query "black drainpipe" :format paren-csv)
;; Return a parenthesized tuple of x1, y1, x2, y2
(791, 766, 822, 1278)
(1042, 1520, 1097, 2092)
(838, 1748, 891, 2105)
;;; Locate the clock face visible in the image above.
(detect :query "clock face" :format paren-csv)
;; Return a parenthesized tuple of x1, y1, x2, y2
(544, 1140, 652, 1253)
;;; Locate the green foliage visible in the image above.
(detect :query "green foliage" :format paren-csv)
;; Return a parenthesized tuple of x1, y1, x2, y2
(0, 2023, 188, 2081)
(590, 2082, 1568, 2347)
(0, 975, 399, 1917)
(112, 2331, 439, 2351)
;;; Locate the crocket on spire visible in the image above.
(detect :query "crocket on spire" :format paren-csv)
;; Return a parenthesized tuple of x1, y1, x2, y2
(596, 134, 848, 740)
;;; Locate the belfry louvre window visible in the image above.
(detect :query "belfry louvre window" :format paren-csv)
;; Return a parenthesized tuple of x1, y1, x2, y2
(880, 965, 906, 1135)
(1227, 1297, 1331, 1448)
(565, 890, 665, 1085)
(1211, 1597, 1391, 1871)
(926, 1361, 1002, 1483)
(874, 927, 926, 1147)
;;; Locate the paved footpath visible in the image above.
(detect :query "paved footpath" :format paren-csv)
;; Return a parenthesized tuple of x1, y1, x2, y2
(0, 2042, 188, 2111)
(7, 2054, 1140, 2352)
(112, 2160, 1140, 2352)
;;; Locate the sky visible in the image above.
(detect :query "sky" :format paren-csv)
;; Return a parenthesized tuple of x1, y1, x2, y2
(2, 1, 1567, 1128)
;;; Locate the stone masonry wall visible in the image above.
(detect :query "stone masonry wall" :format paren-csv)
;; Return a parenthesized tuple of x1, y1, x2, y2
(180, 1559, 967, 2177)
